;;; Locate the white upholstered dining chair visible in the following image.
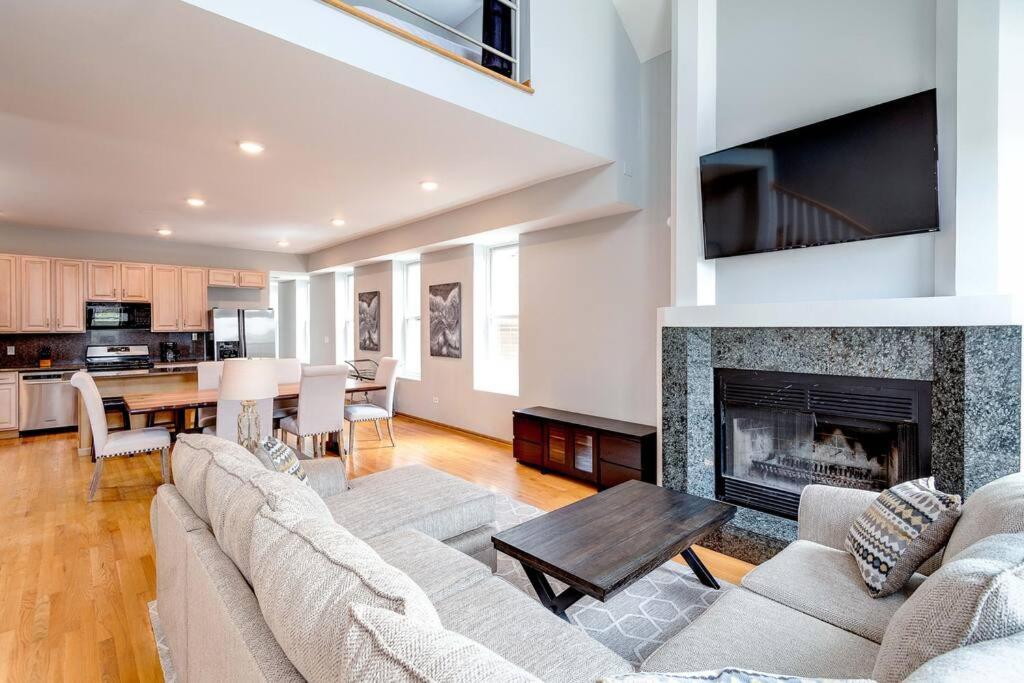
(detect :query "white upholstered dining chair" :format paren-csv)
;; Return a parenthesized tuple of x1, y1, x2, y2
(343, 356, 398, 455)
(195, 361, 223, 432)
(71, 371, 171, 501)
(279, 364, 349, 458)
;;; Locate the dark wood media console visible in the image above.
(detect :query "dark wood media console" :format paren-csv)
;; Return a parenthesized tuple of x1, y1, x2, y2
(512, 406, 657, 488)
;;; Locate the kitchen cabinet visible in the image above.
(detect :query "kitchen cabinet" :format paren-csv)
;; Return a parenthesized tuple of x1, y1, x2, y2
(209, 269, 267, 289)
(0, 254, 16, 333)
(120, 263, 151, 301)
(238, 270, 267, 288)
(19, 256, 52, 332)
(0, 372, 16, 431)
(53, 259, 86, 332)
(180, 267, 208, 331)
(86, 261, 121, 301)
(151, 265, 181, 332)
(512, 407, 656, 489)
(208, 268, 238, 287)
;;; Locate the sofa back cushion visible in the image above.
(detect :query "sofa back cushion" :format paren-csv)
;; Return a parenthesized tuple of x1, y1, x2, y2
(343, 604, 539, 682)
(250, 503, 440, 683)
(170, 433, 259, 524)
(205, 449, 331, 584)
(944, 472, 1024, 564)
(873, 533, 1024, 683)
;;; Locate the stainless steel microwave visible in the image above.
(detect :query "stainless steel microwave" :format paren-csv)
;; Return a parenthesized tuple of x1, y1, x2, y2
(85, 302, 152, 330)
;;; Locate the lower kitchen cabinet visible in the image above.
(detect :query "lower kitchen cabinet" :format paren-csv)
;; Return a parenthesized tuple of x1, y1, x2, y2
(0, 372, 18, 432)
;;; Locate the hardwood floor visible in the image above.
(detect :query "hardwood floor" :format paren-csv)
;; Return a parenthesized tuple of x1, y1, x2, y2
(0, 417, 753, 681)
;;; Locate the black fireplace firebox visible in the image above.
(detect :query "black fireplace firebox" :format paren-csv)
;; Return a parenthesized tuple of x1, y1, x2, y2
(714, 369, 932, 519)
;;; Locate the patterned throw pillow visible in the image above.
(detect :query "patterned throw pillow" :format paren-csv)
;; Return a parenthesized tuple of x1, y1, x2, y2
(845, 477, 961, 597)
(254, 436, 308, 486)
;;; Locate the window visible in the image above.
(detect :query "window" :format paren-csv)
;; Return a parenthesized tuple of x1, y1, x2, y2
(397, 261, 421, 378)
(476, 244, 518, 395)
(335, 272, 354, 363)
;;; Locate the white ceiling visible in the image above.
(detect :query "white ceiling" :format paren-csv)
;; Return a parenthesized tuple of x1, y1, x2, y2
(0, 0, 602, 254)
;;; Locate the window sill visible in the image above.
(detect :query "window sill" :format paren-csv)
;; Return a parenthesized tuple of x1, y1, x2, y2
(398, 372, 421, 382)
(473, 384, 519, 398)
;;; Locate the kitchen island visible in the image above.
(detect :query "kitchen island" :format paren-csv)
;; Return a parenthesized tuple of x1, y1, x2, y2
(76, 362, 199, 457)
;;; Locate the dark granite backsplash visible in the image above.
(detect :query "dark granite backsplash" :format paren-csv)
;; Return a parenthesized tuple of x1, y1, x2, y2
(662, 325, 1022, 565)
(0, 331, 209, 369)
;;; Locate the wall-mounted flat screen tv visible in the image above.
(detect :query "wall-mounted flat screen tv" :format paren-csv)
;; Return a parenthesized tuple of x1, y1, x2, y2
(699, 89, 939, 259)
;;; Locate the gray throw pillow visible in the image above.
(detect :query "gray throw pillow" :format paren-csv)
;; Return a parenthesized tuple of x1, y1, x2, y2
(254, 436, 308, 486)
(873, 533, 1024, 683)
(844, 477, 961, 597)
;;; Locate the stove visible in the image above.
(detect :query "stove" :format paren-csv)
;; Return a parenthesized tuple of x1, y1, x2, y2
(85, 345, 154, 376)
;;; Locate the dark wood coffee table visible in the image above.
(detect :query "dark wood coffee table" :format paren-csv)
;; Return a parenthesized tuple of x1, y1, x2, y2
(491, 480, 736, 620)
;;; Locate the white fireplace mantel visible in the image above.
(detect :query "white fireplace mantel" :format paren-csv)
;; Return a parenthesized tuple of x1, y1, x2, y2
(658, 295, 1016, 329)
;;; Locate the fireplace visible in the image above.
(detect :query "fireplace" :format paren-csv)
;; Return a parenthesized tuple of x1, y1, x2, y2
(714, 369, 932, 519)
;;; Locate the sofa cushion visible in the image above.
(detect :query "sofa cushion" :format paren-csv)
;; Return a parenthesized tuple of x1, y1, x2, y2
(602, 672, 873, 682)
(741, 540, 924, 643)
(170, 433, 259, 524)
(205, 449, 332, 583)
(253, 435, 309, 486)
(326, 465, 495, 541)
(250, 503, 440, 682)
(943, 472, 1024, 564)
(366, 528, 491, 602)
(435, 576, 633, 683)
(640, 589, 878, 680)
(902, 630, 1024, 682)
(845, 477, 961, 597)
(343, 603, 540, 682)
(873, 533, 1024, 683)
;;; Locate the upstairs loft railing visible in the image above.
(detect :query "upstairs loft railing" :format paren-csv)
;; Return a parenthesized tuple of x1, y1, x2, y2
(320, 0, 530, 93)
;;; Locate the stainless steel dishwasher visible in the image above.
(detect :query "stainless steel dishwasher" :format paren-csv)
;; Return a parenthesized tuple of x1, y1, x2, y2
(19, 370, 79, 431)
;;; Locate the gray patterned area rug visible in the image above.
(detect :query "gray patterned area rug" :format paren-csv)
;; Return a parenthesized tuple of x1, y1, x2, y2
(149, 493, 730, 680)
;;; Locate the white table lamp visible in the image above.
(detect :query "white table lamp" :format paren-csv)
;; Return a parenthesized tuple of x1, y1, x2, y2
(218, 358, 278, 452)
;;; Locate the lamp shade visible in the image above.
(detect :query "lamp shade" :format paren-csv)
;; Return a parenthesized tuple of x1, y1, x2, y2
(218, 358, 278, 401)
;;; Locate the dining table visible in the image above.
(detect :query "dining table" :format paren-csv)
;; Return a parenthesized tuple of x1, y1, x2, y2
(122, 378, 386, 444)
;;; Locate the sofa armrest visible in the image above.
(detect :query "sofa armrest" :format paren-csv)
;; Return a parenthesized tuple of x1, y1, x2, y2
(797, 484, 879, 551)
(301, 459, 349, 499)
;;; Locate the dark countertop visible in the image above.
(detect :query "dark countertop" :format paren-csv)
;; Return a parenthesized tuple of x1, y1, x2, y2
(0, 361, 203, 375)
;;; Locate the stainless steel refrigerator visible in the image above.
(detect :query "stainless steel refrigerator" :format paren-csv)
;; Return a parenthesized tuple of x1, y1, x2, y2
(208, 308, 277, 360)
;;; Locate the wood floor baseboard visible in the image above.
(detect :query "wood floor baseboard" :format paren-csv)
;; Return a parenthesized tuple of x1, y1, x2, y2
(394, 412, 512, 446)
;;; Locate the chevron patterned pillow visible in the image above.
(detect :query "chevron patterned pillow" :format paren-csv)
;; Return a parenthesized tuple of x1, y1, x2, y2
(845, 477, 961, 598)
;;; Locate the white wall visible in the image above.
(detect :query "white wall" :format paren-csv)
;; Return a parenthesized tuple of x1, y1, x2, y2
(353, 261, 395, 365)
(710, 0, 939, 304)
(277, 280, 297, 359)
(309, 272, 336, 365)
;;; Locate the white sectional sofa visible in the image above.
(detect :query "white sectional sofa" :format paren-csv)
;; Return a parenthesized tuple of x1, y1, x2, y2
(153, 434, 1024, 682)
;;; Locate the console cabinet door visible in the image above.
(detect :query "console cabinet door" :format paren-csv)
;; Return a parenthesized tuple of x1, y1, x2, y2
(0, 254, 16, 332)
(53, 259, 85, 332)
(86, 261, 121, 301)
(544, 423, 572, 474)
(120, 263, 151, 301)
(572, 428, 596, 481)
(151, 265, 181, 331)
(19, 256, 52, 332)
(180, 267, 208, 331)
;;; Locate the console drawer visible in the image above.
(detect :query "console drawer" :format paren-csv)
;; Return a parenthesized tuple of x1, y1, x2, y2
(513, 415, 543, 443)
(599, 460, 642, 488)
(599, 434, 642, 469)
(513, 439, 543, 466)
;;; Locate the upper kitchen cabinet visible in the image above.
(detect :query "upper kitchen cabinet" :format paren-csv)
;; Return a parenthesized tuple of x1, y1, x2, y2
(0, 254, 17, 333)
(180, 267, 208, 331)
(209, 269, 267, 289)
(19, 256, 52, 332)
(151, 265, 181, 332)
(120, 263, 151, 301)
(53, 259, 86, 332)
(86, 261, 120, 301)
(238, 270, 267, 288)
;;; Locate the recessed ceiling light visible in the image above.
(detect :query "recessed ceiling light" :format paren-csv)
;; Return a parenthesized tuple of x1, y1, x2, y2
(331, 218, 346, 227)
(186, 197, 206, 208)
(156, 227, 173, 237)
(420, 180, 440, 192)
(277, 239, 290, 248)
(238, 140, 265, 155)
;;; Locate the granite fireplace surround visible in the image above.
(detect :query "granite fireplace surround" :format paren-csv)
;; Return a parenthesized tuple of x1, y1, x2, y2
(661, 326, 1021, 564)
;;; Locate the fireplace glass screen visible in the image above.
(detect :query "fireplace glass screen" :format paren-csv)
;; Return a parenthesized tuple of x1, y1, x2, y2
(724, 408, 895, 495)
